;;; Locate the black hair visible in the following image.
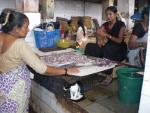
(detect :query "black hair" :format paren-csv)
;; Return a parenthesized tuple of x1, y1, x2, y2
(105, 6, 118, 13)
(67, 20, 72, 25)
(0, 8, 28, 33)
(78, 19, 85, 36)
(141, 7, 149, 19)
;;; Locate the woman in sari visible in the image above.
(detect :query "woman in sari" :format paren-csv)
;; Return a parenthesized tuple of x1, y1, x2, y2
(85, 6, 127, 85)
(0, 9, 78, 113)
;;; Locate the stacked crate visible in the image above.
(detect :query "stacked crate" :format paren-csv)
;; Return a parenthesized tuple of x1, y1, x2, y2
(71, 16, 92, 32)
(83, 16, 92, 29)
(71, 16, 81, 32)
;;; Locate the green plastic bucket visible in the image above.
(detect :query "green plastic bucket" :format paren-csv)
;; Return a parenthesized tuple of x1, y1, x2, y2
(116, 67, 143, 104)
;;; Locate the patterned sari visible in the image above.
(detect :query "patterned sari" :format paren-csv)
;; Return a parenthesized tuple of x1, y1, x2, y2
(0, 63, 31, 113)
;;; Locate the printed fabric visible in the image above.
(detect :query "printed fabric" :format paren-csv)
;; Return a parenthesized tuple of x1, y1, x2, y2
(0, 63, 31, 113)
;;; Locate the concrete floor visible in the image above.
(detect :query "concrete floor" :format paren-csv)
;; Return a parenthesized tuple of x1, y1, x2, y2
(29, 79, 139, 113)
(77, 79, 139, 113)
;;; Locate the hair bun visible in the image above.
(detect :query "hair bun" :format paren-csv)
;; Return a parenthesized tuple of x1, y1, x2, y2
(0, 8, 14, 25)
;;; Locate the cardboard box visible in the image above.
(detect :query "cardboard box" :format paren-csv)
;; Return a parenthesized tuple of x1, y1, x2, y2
(16, 0, 39, 12)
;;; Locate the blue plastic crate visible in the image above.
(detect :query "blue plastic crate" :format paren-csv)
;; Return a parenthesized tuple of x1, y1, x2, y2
(34, 29, 60, 48)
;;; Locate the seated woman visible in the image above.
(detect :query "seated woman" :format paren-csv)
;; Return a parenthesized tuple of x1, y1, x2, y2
(0, 9, 78, 113)
(85, 6, 127, 85)
(128, 7, 149, 68)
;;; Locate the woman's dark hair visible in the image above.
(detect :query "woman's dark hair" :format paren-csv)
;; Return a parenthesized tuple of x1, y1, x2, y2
(68, 20, 72, 25)
(141, 7, 149, 19)
(0, 8, 28, 33)
(78, 19, 85, 36)
(105, 6, 118, 13)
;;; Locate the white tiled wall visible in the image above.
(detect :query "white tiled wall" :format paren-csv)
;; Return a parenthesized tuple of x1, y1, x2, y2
(139, 11, 150, 113)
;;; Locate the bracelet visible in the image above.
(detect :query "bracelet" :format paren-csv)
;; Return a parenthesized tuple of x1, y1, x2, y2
(64, 68, 68, 75)
(109, 35, 112, 39)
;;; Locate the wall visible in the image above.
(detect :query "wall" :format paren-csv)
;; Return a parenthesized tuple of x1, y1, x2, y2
(0, 0, 16, 12)
(85, 2, 102, 25)
(54, 0, 84, 18)
(101, 0, 109, 21)
(54, 0, 102, 25)
(117, 0, 129, 14)
(30, 80, 69, 113)
(0, 0, 102, 25)
(117, 0, 134, 29)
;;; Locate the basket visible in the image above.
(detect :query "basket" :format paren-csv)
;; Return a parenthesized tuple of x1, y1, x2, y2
(34, 28, 61, 48)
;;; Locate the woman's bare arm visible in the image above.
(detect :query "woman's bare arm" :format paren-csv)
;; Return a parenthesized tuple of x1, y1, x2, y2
(128, 34, 147, 49)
